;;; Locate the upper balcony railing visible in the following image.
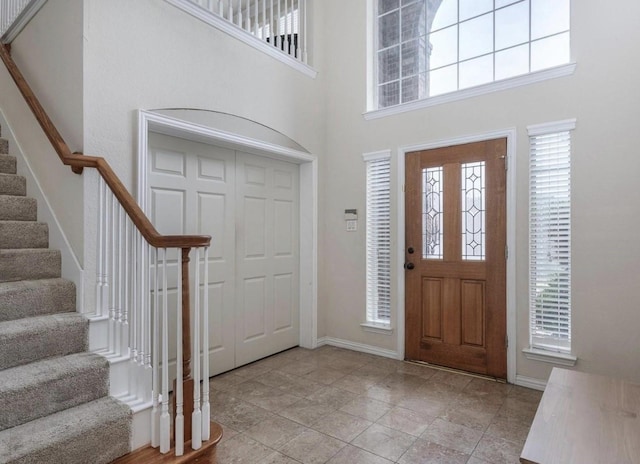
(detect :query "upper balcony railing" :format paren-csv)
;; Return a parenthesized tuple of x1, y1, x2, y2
(167, 0, 314, 77)
(0, 0, 45, 42)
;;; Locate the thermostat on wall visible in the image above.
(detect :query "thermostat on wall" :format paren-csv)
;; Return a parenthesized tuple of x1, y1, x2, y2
(344, 209, 358, 221)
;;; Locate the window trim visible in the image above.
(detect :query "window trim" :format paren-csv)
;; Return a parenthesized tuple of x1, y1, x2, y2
(363, 150, 392, 329)
(525, 118, 576, 363)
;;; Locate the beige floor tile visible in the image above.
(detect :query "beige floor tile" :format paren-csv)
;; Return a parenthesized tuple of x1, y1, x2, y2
(216, 433, 277, 464)
(306, 385, 358, 409)
(278, 359, 320, 376)
(232, 380, 301, 412)
(301, 367, 348, 386)
(279, 398, 336, 426)
(395, 362, 439, 380)
(466, 457, 492, 464)
(485, 414, 531, 445)
(496, 396, 540, 423)
(209, 372, 245, 392)
(339, 396, 392, 421)
(278, 429, 347, 464)
(254, 370, 324, 397)
(376, 406, 436, 437)
(331, 374, 380, 394)
(398, 439, 470, 464)
(310, 410, 373, 442)
(211, 395, 274, 432)
(262, 451, 304, 464)
(244, 415, 309, 449)
(420, 418, 482, 454)
(326, 444, 393, 464)
(351, 423, 416, 461)
(429, 370, 474, 390)
(353, 363, 397, 381)
(472, 435, 523, 464)
(397, 395, 449, 417)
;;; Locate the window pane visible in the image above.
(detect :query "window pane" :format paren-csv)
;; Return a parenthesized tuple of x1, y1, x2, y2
(496, 0, 521, 8)
(429, 25, 458, 69)
(379, 11, 400, 49)
(379, 46, 400, 83)
(429, 64, 457, 96)
(459, 0, 492, 21)
(402, 1, 426, 41)
(495, 0, 529, 50)
(461, 162, 486, 261)
(531, 0, 570, 40)
(402, 74, 426, 102)
(379, 0, 399, 15)
(402, 39, 427, 76)
(459, 55, 493, 89)
(531, 32, 569, 71)
(459, 13, 493, 60)
(495, 44, 529, 80)
(431, 0, 457, 31)
(422, 167, 443, 259)
(379, 81, 400, 107)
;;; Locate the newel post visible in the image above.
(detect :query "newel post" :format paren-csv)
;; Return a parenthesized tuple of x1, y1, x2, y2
(175, 247, 194, 443)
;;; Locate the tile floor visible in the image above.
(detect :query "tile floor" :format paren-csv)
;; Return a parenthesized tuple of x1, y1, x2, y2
(210, 345, 541, 464)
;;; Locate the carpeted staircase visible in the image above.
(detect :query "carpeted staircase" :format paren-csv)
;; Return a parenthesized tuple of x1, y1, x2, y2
(0, 132, 131, 463)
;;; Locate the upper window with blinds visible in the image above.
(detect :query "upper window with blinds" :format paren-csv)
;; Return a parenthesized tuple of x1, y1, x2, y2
(374, 0, 571, 109)
(528, 120, 574, 354)
(364, 151, 392, 326)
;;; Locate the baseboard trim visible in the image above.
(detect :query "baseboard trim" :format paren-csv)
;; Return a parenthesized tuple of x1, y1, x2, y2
(317, 336, 402, 360)
(515, 374, 547, 391)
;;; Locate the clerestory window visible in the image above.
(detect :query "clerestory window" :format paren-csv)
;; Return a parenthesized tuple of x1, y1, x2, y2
(374, 0, 571, 109)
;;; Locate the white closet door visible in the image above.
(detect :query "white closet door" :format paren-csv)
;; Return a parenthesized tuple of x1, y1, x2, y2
(148, 133, 236, 376)
(235, 152, 300, 366)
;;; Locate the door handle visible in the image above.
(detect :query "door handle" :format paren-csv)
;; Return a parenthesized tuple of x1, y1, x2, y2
(404, 262, 415, 270)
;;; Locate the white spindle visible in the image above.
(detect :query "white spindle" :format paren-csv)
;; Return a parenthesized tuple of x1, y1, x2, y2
(296, 0, 301, 59)
(237, 0, 242, 27)
(202, 246, 211, 440)
(227, 0, 233, 22)
(218, 0, 224, 16)
(96, 177, 105, 317)
(262, 0, 267, 42)
(270, 0, 275, 48)
(254, 0, 259, 36)
(192, 249, 202, 450)
(285, 0, 290, 54)
(160, 249, 170, 454)
(175, 251, 184, 456)
(120, 218, 130, 358)
(109, 192, 117, 353)
(246, 1, 251, 33)
(302, 0, 307, 63)
(151, 247, 160, 448)
(277, 0, 281, 49)
(145, 243, 153, 370)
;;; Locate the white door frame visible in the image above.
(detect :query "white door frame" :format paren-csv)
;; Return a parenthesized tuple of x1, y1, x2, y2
(137, 110, 318, 350)
(396, 128, 517, 384)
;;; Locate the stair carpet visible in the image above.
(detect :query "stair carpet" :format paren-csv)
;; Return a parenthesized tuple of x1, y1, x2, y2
(0, 134, 131, 463)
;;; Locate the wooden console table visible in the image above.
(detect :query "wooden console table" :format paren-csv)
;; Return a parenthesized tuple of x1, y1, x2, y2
(520, 367, 640, 464)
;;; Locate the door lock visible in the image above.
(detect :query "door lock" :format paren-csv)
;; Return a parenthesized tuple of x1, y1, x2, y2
(407, 247, 415, 254)
(404, 262, 415, 270)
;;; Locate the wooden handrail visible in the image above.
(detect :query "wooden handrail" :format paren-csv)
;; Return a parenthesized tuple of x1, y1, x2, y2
(0, 44, 210, 249)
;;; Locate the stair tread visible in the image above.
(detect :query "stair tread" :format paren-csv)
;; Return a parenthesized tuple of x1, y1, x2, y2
(0, 278, 76, 322)
(0, 396, 131, 464)
(0, 313, 87, 370)
(0, 249, 61, 282)
(0, 195, 37, 221)
(0, 221, 48, 249)
(0, 172, 26, 196)
(0, 155, 16, 175)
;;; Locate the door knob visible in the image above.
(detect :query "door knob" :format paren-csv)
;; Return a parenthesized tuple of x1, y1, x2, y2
(407, 247, 415, 254)
(404, 262, 415, 270)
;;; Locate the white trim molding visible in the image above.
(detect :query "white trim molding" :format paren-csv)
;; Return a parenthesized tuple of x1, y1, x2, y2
(515, 375, 547, 391)
(317, 337, 402, 360)
(0, 0, 47, 43)
(164, 0, 317, 79)
(137, 109, 319, 350)
(362, 149, 391, 162)
(397, 127, 518, 383)
(360, 323, 393, 335)
(527, 118, 577, 136)
(365, 63, 576, 120)
(522, 347, 578, 367)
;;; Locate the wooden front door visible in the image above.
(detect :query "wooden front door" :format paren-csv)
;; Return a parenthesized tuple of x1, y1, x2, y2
(405, 139, 507, 378)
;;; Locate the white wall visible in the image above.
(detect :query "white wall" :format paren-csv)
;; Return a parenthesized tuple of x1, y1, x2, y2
(319, 0, 640, 383)
(5, 0, 85, 264)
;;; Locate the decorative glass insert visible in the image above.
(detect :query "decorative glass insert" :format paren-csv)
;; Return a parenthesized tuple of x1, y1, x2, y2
(422, 166, 443, 259)
(461, 161, 485, 260)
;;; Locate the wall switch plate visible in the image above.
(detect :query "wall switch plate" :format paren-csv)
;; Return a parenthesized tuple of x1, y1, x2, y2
(346, 220, 357, 231)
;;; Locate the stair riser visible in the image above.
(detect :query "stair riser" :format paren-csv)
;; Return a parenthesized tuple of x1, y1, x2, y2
(0, 139, 8, 155)
(0, 155, 16, 175)
(0, 314, 87, 370)
(0, 222, 48, 249)
(0, 355, 109, 431)
(0, 174, 25, 196)
(0, 250, 61, 282)
(0, 279, 76, 322)
(0, 196, 36, 221)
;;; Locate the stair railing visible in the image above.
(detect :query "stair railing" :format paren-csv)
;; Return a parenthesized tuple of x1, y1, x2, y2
(0, 44, 214, 456)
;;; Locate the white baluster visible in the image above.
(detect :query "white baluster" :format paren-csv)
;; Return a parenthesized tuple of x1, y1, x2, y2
(202, 246, 210, 440)
(302, 0, 308, 63)
(120, 217, 130, 358)
(262, 0, 267, 42)
(246, 0, 251, 33)
(145, 243, 153, 371)
(227, 0, 233, 22)
(151, 247, 160, 448)
(277, 0, 281, 49)
(109, 191, 117, 353)
(285, 0, 290, 54)
(96, 177, 104, 317)
(192, 248, 202, 450)
(270, 0, 275, 47)
(296, 0, 301, 59)
(160, 249, 170, 454)
(102, 184, 111, 320)
(237, 0, 242, 27)
(254, 0, 259, 36)
(175, 250, 184, 456)
(218, 0, 224, 16)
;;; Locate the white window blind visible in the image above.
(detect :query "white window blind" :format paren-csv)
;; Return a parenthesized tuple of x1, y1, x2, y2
(528, 120, 574, 353)
(364, 151, 391, 325)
